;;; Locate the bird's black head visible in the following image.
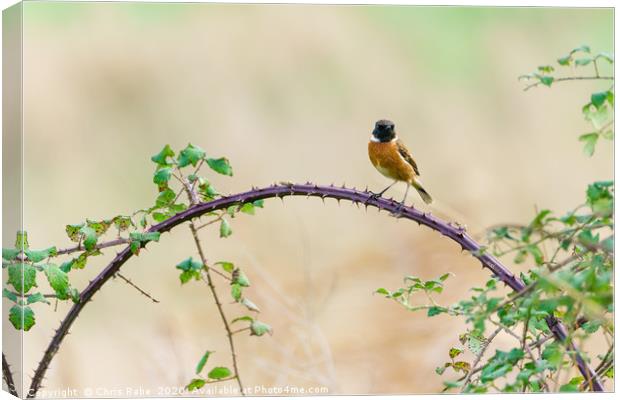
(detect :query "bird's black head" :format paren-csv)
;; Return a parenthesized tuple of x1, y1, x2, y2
(372, 119, 396, 142)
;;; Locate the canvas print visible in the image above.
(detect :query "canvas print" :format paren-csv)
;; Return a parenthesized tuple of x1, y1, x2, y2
(1, 2, 614, 398)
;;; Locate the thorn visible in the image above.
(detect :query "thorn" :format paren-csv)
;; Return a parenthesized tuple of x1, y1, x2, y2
(336, 199, 341, 205)
(341, 183, 346, 189)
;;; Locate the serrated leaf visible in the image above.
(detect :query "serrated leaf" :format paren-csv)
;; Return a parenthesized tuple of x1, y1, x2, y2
(8, 263, 37, 294)
(24, 247, 57, 263)
(156, 188, 176, 208)
(3, 288, 17, 302)
(195, 351, 212, 374)
(153, 167, 173, 188)
(250, 320, 273, 336)
(113, 215, 134, 231)
(27, 292, 50, 305)
(206, 157, 233, 176)
(86, 219, 112, 236)
(176, 257, 203, 272)
(9, 305, 35, 331)
(65, 224, 84, 242)
(179, 270, 200, 284)
(2, 248, 20, 261)
(177, 143, 205, 168)
(449, 348, 463, 359)
(44, 264, 70, 300)
(79, 226, 98, 251)
(151, 144, 175, 166)
(219, 219, 232, 238)
(208, 366, 231, 380)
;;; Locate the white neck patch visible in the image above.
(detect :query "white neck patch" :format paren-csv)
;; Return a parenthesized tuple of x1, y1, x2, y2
(370, 136, 398, 143)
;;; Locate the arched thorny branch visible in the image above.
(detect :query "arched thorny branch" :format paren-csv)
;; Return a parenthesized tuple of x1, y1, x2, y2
(26, 183, 603, 397)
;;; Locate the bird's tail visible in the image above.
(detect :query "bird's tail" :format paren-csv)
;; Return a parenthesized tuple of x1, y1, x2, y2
(411, 180, 433, 204)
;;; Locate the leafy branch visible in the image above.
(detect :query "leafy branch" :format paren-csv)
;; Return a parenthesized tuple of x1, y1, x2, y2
(23, 182, 603, 397)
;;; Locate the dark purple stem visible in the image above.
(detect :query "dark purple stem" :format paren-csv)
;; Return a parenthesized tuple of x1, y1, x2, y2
(3, 353, 18, 397)
(26, 183, 603, 396)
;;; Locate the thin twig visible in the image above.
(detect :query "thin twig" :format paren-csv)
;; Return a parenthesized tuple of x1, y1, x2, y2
(114, 272, 160, 303)
(178, 169, 245, 396)
(460, 327, 502, 392)
(524, 76, 614, 91)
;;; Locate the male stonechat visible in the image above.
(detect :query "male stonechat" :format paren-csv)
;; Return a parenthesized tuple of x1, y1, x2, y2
(368, 119, 433, 206)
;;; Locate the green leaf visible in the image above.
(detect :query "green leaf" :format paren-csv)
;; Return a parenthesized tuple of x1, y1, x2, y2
(571, 45, 591, 54)
(153, 167, 173, 188)
(9, 305, 35, 331)
(86, 219, 112, 236)
(15, 231, 29, 251)
(186, 379, 206, 391)
(232, 269, 250, 287)
(375, 288, 390, 296)
(65, 224, 84, 242)
(43, 264, 70, 300)
(601, 236, 614, 253)
(24, 247, 57, 263)
(206, 157, 233, 176)
(151, 144, 175, 166)
(179, 270, 200, 284)
(239, 203, 255, 215)
(537, 65, 554, 73)
(542, 343, 562, 368)
(215, 261, 235, 273)
(449, 348, 463, 359)
(27, 292, 50, 305)
(79, 226, 98, 251)
(428, 306, 446, 317)
(231, 315, 254, 324)
(439, 273, 452, 282)
(574, 58, 592, 66)
(526, 245, 544, 266)
(156, 188, 176, 208)
(207, 367, 231, 380)
(539, 76, 554, 87)
(584, 140, 605, 162)
(3, 288, 17, 302)
(594, 52, 614, 63)
(559, 383, 579, 392)
(195, 351, 212, 374)
(241, 298, 261, 312)
(231, 283, 242, 302)
(253, 199, 264, 208)
(129, 232, 161, 255)
(591, 91, 608, 109)
(557, 55, 571, 66)
(8, 263, 37, 294)
(113, 215, 134, 231)
(219, 219, 232, 238)
(176, 257, 203, 272)
(2, 248, 20, 261)
(250, 320, 273, 336)
(177, 143, 205, 168)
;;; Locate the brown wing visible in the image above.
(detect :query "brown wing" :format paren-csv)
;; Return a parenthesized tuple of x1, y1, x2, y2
(396, 139, 420, 176)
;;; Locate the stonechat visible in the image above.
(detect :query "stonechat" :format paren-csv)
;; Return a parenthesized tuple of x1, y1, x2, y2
(368, 119, 433, 205)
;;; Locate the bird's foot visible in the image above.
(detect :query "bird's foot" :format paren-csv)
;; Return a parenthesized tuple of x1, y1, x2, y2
(390, 202, 407, 217)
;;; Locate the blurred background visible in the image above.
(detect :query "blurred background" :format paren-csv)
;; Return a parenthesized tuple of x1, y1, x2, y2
(10, 2, 614, 396)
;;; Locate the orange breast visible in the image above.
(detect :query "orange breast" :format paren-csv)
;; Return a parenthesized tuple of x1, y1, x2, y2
(368, 141, 415, 182)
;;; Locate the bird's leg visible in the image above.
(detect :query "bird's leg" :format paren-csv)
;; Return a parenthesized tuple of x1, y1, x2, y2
(392, 184, 410, 216)
(370, 180, 398, 199)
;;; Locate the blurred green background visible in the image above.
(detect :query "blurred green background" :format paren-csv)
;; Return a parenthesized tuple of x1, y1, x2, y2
(13, 2, 614, 395)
